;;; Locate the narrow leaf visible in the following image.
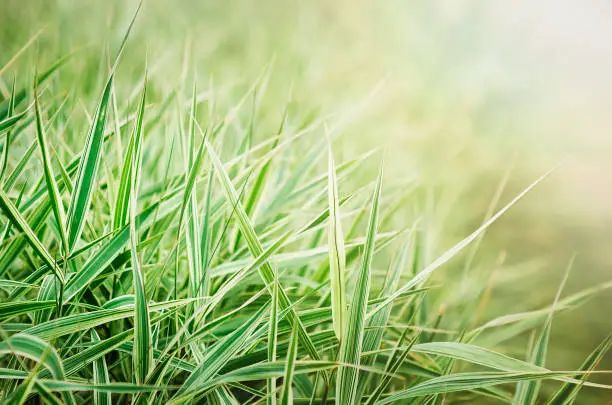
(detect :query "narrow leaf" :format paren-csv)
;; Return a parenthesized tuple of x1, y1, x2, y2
(206, 140, 322, 363)
(34, 84, 69, 256)
(280, 324, 299, 405)
(128, 82, 152, 384)
(327, 142, 346, 341)
(546, 332, 612, 405)
(0, 188, 62, 281)
(91, 330, 111, 405)
(66, 3, 140, 251)
(515, 256, 573, 404)
(368, 168, 554, 319)
(337, 163, 383, 405)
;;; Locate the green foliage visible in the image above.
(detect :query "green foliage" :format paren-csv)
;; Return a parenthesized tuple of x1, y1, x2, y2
(0, 4, 610, 405)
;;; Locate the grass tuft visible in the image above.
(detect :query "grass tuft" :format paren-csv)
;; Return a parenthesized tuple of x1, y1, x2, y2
(0, 5, 610, 405)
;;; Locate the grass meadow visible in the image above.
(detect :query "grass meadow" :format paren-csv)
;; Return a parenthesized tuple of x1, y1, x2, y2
(0, 1, 611, 403)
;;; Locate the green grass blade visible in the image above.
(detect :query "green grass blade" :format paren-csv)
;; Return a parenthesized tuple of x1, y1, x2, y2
(65, 75, 113, 251)
(174, 361, 337, 402)
(365, 329, 418, 405)
(0, 280, 37, 290)
(0, 301, 56, 322)
(91, 330, 111, 405)
(210, 386, 240, 405)
(23, 300, 188, 340)
(4, 141, 35, 191)
(62, 204, 157, 303)
(368, 168, 554, 319)
(65, 4, 140, 251)
(128, 83, 152, 384)
(280, 323, 299, 405)
(177, 99, 207, 302)
(469, 281, 612, 345)
(375, 371, 583, 404)
(172, 304, 269, 403)
(233, 108, 286, 250)
(407, 341, 609, 390)
(0, 78, 16, 180)
(267, 262, 279, 405)
(0, 108, 28, 134)
(201, 170, 214, 295)
(206, 140, 322, 363)
(34, 85, 69, 256)
(515, 256, 573, 405)
(327, 142, 346, 341)
(26, 380, 170, 395)
(0, 188, 62, 281)
(112, 86, 145, 230)
(113, 75, 146, 230)
(0, 52, 71, 118)
(411, 342, 548, 373)
(42, 330, 133, 378)
(2, 351, 48, 405)
(546, 332, 612, 405)
(0, 180, 26, 251)
(337, 163, 383, 405)
(354, 235, 413, 400)
(0, 334, 74, 404)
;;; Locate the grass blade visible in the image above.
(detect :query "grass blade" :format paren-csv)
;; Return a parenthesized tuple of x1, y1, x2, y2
(65, 76, 112, 251)
(337, 163, 383, 405)
(65, 4, 140, 251)
(0, 335, 65, 381)
(327, 141, 346, 341)
(176, 89, 208, 303)
(546, 332, 612, 405)
(280, 323, 299, 405)
(0, 108, 28, 134)
(23, 300, 188, 340)
(62, 204, 157, 303)
(0, 334, 75, 405)
(91, 330, 111, 405)
(128, 82, 152, 384)
(357, 236, 413, 398)
(205, 139, 322, 363)
(112, 95, 142, 230)
(176, 361, 337, 401)
(34, 83, 69, 256)
(0, 301, 56, 322)
(114, 74, 146, 231)
(368, 168, 554, 319)
(268, 259, 279, 405)
(171, 304, 270, 404)
(0, 52, 71, 118)
(2, 350, 48, 405)
(0, 78, 16, 180)
(365, 329, 418, 405)
(375, 371, 585, 404)
(3, 140, 35, 191)
(0, 188, 62, 282)
(514, 256, 573, 404)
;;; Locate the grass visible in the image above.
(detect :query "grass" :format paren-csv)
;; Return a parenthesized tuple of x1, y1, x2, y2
(0, 2, 611, 404)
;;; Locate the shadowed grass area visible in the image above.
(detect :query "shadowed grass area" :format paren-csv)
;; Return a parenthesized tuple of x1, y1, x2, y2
(0, 1, 611, 403)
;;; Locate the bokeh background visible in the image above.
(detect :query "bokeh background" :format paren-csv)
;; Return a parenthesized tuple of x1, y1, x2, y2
(2, 0, 612, 401)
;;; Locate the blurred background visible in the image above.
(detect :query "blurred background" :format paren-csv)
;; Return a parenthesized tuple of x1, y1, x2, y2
(2, 0, 612, 401)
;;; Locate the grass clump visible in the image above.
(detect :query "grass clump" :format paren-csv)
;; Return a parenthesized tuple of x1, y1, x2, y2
(0, 6, 611, 405)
